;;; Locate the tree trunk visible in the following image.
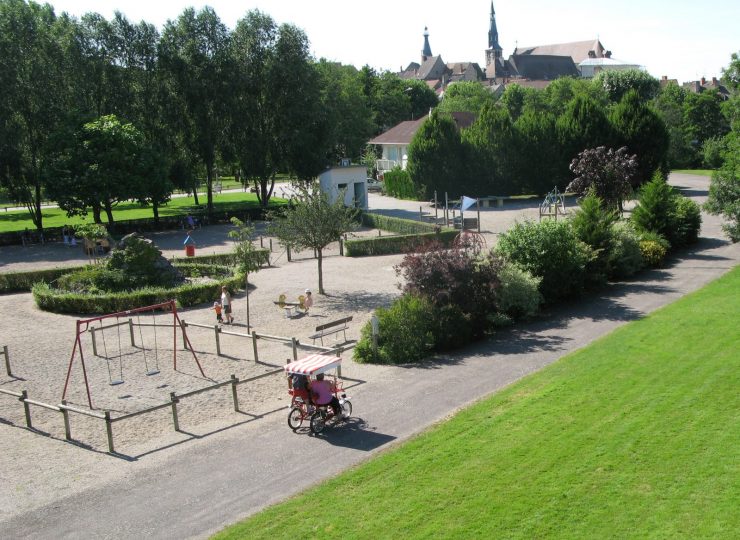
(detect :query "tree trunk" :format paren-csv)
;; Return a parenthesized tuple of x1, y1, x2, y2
(33, 182, 43, 231)
(206, 162, 214, 215)
(153, 201, 160, 224)
(92, 203, 103, 224)
(192, 179, 200, 206)
(317, 249, 324, 294)
(104, 200, 115, 226)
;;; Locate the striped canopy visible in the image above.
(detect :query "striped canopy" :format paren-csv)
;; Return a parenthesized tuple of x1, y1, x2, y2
(284, 354, 341, 376)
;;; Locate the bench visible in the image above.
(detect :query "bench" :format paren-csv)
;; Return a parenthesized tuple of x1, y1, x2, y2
(309, 316, 353, 345)
(479, 196, 505, 208)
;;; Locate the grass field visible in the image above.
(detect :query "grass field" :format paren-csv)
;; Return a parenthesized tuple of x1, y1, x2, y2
(0, 192, 285, 234)
(215, 266, 740, 539)
(672, 169, 715, 177)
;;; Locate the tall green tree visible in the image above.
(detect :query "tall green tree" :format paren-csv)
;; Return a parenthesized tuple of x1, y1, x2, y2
(464, 104, 516, 195)
(720, 51, 740, 93)
(513, 110, 560, 196)
(593, 69, 660, 103)
(407, 110, 466, 198)
(159, 7, 233, 215)
(268, 182, 358, 294)
(653, 83, 695, 168)
(610, 90, 669, 187)
(0, 0, 70, 230)
(438, 81, 497, 114)
(48, 115, 150, 225)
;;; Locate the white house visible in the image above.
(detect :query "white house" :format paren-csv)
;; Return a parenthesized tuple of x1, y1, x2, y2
(318, 165, 368, 210)
(579, 56, 643, 78)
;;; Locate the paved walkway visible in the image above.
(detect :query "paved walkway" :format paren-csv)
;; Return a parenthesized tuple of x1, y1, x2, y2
(1, 174, 738, 539)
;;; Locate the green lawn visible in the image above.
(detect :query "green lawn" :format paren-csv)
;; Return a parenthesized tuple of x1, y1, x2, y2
(0, 192, 286, 234)
(672, 169, 715, 177)
(215, 266, 740, 539)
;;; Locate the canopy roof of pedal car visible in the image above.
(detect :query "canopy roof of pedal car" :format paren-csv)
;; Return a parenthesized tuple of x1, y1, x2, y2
(284, 354, 342, 376)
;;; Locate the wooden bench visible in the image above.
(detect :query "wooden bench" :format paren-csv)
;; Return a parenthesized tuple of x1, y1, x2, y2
(309, 316, 353, 345)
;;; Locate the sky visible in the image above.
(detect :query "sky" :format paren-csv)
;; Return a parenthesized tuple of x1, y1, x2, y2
(46, 0, 739, 84)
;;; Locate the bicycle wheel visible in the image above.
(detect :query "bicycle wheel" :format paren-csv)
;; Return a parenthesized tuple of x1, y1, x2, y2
(310, 411, 326, 434)
(340, 399, 352, 419)
(288, 407, 304, 430)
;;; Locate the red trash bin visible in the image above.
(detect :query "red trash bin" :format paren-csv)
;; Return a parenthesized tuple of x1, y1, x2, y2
(185, 244, 195, 257)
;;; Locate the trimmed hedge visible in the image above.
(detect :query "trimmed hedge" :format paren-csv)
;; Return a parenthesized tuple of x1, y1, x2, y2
(32, 270, 245, 314)
(344, 229, 459, 257)
(169, 248, 270, 267)
(0, 266, 78, 293)
(359, 212, 441, 235)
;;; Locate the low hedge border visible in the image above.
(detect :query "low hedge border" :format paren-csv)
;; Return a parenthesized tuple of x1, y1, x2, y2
(0, 266, 79, 294)
(345, 229, 459, 257)
(32, 268, 246, 315)
(359, 212, 441, 235)
(169, 248, 270, 267)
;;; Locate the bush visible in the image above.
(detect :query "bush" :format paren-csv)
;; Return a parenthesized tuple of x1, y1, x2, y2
(0, 266, 78, 293)
(669, 196, 702, 248)
(631, 173, 676, 239)
(359, 212, 441, 235)
(353, 294, 435, 364)
(170, 249, 270, 267)
(496, 261, 542, 319)
(569, 191, 618, 286)
(639, 240, 668, 267)
(33, 266, 244, 314)
(383, 167, 420, 199)
(495, 219, 593, 303)
(701, 136, 726, 169)
(344, 230, 458, 257)
(608, 221, 645, 279)
(431, 304, 474, 350)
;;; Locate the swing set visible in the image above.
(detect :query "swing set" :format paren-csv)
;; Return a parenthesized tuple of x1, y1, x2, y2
(62, 300, 205, 409)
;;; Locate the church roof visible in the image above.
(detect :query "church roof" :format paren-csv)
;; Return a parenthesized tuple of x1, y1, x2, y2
(514, 39, 605, 64)
(508, 54, 580, 80)
(417, 55, 446, 80)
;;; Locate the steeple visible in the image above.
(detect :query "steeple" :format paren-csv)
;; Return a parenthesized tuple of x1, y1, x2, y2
(421, 26, 432, 62)
(488, 2, 501, 50)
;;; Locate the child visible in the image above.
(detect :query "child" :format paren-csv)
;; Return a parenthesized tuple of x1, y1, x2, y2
(213, 301, 223, 323)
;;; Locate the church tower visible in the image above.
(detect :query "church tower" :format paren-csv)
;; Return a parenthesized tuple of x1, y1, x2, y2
(485, 2, 504, 80)
(421, 26, 432, 63)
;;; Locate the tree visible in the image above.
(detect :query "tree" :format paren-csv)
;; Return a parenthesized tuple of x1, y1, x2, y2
(48, 115, 149, 225)
(268, 182, 358, 294)
(464, 104, 516, 195)
(407, 110, 466, 198)
(705, 131, 740, 241)
(159, 7, 233, 215)
(721, 51, 740, 93)
(610, 90, 669, 187)
(437, 81, 497, 114)
(653, 83, 695, 168)
(593, 69, 660, 102)
(0, 0, 70, 230)
(513, 110, 560, 196)
(683, 90, 730, 149)
(228, 217, 261, 328)
(566, 146, 637, 211)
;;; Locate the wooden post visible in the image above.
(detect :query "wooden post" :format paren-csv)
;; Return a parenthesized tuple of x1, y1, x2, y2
(434, 190, 438, 219)
(105, 411, 114, 453)
(419, 206, 423, 221)
(61, 400, 71, 441)
(90, 327, 98, 357)
(269, 238, 273, 252)
(291, 338, 298, 361)
(214, 325, 222, 356)
(260, 236, 264, 248)
(180, 320, 188, 350)
(339, 238, 344, 256)
(3, 345, 11, 377)
(286, 245, 291, 262)
(128, 318, 135, 347)
(20, 390, 31, 428)
(230, 374, 240, 412)
(477, 200, 481, 233)
(170, 392, 180, 432)
(336, 350, 342, 379)
(252, 332, 259, 364)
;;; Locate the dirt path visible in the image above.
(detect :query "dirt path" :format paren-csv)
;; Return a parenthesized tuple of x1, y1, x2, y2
(0, 174, 737, 538)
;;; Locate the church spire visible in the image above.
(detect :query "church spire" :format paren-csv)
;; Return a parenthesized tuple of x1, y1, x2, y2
(422, 26, 432, 61)
(488, 2, 501, 50)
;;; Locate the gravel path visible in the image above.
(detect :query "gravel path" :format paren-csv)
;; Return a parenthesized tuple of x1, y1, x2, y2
(0, 174, 737, 538)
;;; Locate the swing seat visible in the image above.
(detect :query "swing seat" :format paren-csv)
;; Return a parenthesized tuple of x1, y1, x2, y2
(146, 369, 160, 376)
(109, 379, 124, 386)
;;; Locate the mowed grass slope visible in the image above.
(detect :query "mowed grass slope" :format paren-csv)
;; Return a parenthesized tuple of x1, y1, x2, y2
(216, 266, 740, 540)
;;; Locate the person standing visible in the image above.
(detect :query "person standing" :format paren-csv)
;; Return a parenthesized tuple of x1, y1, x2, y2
(221, 286, 234, 324)
(303, 289, 313, 313)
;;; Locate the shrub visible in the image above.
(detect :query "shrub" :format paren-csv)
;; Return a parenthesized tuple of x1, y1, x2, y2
(496, 261, 542, 319)
(569, 191, 618, 286)
(344, 230, 458, 257)
(359, 212, 440, 235)
(495, 219, 593, 303)
(639, 240, 668, 267)
(383, 167, 420, 199)
(0, 266, 79, 293)
(608, 221, 644, 279)
(353, 294, 435, 364)
(170, 249, 270, 267)
(669, 196, 702, 248)
(704, 160, 740, 242)
(631, 173, 676, 238)
(431, 304, 474, 350)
